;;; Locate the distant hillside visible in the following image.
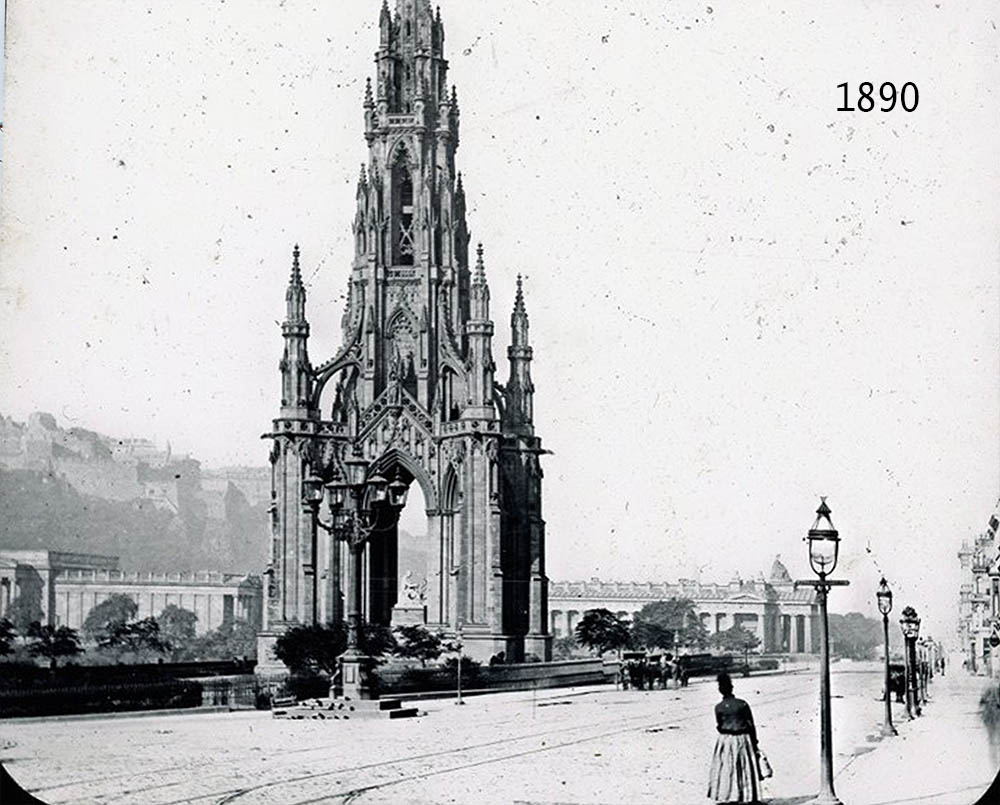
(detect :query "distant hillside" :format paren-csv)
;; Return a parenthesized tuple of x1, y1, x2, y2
(0, 412, 434, 578)
(0, 412, 270, 573)
(0, 468, 269, 572)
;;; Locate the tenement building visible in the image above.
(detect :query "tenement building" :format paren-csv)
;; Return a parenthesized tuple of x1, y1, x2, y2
(549, 557, 819, 654)
(957, 506, 1000, 674)
(260, 0, 550, 665)
(0, 549, 261, 635)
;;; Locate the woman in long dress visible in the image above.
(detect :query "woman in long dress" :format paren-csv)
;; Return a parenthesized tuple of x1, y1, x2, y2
(707, 672, 761, 803)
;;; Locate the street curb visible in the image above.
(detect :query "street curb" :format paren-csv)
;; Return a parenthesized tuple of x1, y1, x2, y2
(1, 705, 242, 725)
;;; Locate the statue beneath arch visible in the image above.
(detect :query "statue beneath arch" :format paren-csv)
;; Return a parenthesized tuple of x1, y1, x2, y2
(257, 0, 550, 667)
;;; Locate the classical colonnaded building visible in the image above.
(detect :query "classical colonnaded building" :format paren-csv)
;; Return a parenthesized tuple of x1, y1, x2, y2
(549, 557, 820, 654)
(259, 0, 550, 664)
(0, 549, 261, 636)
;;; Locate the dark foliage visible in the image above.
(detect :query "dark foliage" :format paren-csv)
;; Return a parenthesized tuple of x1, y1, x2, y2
(0, 618, 14, 656)
(828, 612, 886, 660)
(273, 623, 346, 676)
(393, 624, 443, 666)
(0, 679, 202, 718)
(82, 594, 139, 642)
(363, 623, 398, 658)
(98, 617, 170, 658)
(25, 622, 83, 668)
(552, 635, 583, 660)
(272, 620, 397, 677)
(632, 598, 708, 650)
(281, 672, 332, 701)
(710, 625, 761, 653)
(5, 592, 43, 633)
(574, 608, 632, 655)
(187, 618, 258, 661)
(158, 605, 198, 649)
(442, 654, 482, 686)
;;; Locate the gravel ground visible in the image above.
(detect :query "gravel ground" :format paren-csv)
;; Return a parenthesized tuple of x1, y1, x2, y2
(0, 662, 991, 804)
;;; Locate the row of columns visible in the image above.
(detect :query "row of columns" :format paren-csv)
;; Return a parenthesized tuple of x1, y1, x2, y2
(549, 607, 816, 653)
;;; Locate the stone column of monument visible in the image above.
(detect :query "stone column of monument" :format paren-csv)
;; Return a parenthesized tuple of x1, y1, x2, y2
(257, 247, 322, 673)
(503, 277, 551, 660)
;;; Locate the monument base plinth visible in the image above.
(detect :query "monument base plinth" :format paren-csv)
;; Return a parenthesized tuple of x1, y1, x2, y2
(391, 605, 427, 626)
(340, 651, 376, 700)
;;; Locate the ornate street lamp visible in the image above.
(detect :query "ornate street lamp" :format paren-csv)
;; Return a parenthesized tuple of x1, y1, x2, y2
(876, 577, 897, 737)
(807, 499, 841, 577)
(388, 469, 408, 508)
(795, 497, 849, 805)
(899, 605, 921, 718)
(324, 456, 409, 700)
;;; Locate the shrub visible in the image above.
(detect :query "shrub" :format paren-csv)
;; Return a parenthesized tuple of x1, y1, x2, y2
(281, 672, 331, 701)
(0, 679, 202, 718)
(443, 655, 482, 685)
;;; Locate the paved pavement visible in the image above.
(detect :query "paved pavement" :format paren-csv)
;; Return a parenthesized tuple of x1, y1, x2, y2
(0, 662, 994, 804)
(833, 669, 997, 805)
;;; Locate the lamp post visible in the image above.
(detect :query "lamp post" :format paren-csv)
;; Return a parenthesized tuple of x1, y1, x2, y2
(795, 497, 849, 805)
(875, 577, 897, 737)
(899, 606, 921, 718)
(918, 637, 930, 704)
(325, 458, 409, 700)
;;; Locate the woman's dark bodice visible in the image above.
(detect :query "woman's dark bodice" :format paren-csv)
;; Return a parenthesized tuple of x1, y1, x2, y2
(714, 695, 756, 735)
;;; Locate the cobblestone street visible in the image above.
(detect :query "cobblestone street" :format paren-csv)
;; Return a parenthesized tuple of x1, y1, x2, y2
(1, 664, 993, 804)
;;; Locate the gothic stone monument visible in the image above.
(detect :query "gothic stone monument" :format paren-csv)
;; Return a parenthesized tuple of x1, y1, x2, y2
(257, 0, 551, 669)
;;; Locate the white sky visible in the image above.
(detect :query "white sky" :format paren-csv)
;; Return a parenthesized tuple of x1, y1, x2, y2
(2, 1, 998, 643)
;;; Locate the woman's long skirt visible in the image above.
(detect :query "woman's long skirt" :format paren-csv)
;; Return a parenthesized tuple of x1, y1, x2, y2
(707, 732, 760, 803)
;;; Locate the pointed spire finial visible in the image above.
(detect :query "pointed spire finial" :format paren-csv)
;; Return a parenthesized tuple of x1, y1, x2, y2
(364, 76, 374, 108)
(451, 84, 459, 111)
(514, 274, 525, 313)
(291, 244, 302, 284)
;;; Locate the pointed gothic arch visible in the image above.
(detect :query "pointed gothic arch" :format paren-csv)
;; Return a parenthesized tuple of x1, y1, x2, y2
(369, 446, 437, 512)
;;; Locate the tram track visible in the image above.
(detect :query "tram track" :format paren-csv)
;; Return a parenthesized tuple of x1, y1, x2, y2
(214, 680, 819, 805)
(20, 676, 825, 805)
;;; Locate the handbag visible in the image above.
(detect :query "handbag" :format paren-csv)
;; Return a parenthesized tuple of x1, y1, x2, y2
(757, 750, 773, 779)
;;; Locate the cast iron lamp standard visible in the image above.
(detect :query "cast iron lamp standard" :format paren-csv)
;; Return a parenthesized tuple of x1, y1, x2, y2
(302, 475, 327, 626)
(917, 637, 930, 704)
(323, 456, 409, 700)
(899, 606, 921, 719)
(795, 498, 849, 805)
(876, 577, 897, 737)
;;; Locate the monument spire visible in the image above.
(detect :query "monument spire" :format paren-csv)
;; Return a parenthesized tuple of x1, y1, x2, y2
(280, 244, 312, 418)
(506, 275, 534, 431)
(263, 3, 551, 674)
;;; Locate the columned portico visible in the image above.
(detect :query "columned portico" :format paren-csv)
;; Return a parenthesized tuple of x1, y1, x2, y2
(547, 557, 819, 655)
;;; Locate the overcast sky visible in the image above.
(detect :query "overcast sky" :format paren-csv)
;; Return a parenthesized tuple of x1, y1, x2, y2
(2, 1, 998, 641)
